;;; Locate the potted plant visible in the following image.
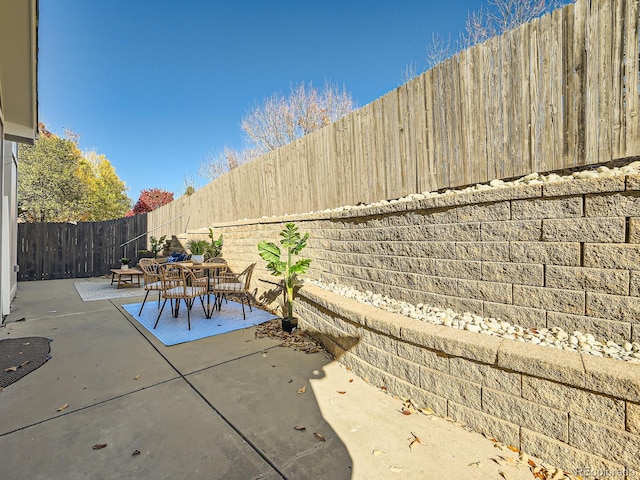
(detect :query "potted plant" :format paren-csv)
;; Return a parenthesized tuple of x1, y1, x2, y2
(258, 223, 311, 333)
(120, 257, 130, 270)
(205, 228, 223, 258)
(187, 239, 209, 264)
(149, 235, 166, 259)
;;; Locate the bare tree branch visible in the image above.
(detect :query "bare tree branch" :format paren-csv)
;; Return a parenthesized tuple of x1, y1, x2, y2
(241, 81, 356, 155)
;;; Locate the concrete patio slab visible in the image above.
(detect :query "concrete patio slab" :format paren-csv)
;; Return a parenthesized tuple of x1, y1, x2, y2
(1, 278, 541, 479)
(0, 378, 280, 480)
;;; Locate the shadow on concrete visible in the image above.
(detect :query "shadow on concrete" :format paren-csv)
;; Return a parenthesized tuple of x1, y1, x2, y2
(0, 278, 353, 480)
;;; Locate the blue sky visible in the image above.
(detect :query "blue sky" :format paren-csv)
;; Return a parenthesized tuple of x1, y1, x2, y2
(39, 0, 488, 203)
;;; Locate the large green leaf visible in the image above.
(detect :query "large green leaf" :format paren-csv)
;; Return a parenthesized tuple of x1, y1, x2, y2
(290, 258, 311, 276)
(258, 241, 281, 263)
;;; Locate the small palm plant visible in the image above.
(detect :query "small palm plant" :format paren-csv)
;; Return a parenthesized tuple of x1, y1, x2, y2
(258, 223, 311, 323)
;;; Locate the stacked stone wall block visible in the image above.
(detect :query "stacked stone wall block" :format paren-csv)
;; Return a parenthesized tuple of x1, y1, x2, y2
(511, 196, 583, 219)
(447, 401, 521, 448)
(457, 279, 513, 304)
(542, 217, 626, 243)
(480, 220, 542, 241)
(433, 259, 482, 280)
(429, 222, 480, 241)
(585, 192, 640, 217)
(629, 217, 640, 243)
(396, 342, 450, 372)
(456, 201, 511, 222)
(355, 343, 420, 386)
(482, 387, 568, 442)
(545, 265, 630, 295)
(521, 376, 625, 429)
(568, 416, 640, 472)
(358, 328, 398, 355)
(509, 241, 581, 266)
(481, 261, 544, 286)
(627, 402, 640, 434)
(631, 271, 640, 297)
(542, 176, 626, 196)
(455, 241, 510, 261)
(419, 365, 482, 410)
(513, 285, 585, 315)
(448, 358, 521, 396)
(584, 243, 640, 269)
(586, 292, 640, 323)
(394, 377, 448, 417)
(520, 429, 627, 479)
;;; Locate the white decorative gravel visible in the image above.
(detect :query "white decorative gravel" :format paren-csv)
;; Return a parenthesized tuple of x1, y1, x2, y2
(307, 279, 640, 363)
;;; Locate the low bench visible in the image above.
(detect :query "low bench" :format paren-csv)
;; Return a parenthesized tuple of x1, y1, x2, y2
(110, 268, 143, 289)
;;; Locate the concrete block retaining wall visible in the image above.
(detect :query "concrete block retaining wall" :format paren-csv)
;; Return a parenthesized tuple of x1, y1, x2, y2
(297, 284, 640, 478)
(191, 172, 640, 476)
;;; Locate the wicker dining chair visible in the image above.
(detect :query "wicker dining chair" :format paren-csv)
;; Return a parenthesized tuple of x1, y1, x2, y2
(137, 258, 164, 316)
(212, 263, 255, 320)
(154, 263, 207, 330)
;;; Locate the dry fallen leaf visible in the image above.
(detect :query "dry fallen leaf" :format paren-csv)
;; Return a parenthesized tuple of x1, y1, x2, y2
(293, 425, 306, 431)
(56, 403, 69, 412)
(408, 432, 422, 449)
(20, 360, 30, 367)
(337, 391, 346, 395)
(132, 450, 140, 456)
(297, 385, 306, 394)
(372, 450, 384, 456)
(468, 461, 482, 468)
(4, 366, 17, 372)
(349, 379, 354, 383)
(401, 409, 412, 416)
(507, 445, 519, 453)
(92, 444, 107, 450)
(313, 432, 325, 442)
(133, 374, 141, 381)
(389, 466, 403, 472)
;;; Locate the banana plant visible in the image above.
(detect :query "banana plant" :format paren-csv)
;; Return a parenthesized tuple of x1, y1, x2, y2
(258, 223, 311, 320)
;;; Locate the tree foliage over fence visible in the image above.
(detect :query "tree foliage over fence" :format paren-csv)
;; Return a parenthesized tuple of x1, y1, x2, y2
(18, 124, 131, 222)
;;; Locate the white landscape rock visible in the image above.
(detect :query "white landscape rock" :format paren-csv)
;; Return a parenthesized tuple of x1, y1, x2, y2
(308, 279, 640, 364)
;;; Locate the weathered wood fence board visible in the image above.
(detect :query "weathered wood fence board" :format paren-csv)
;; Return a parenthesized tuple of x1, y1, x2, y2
(17, 215, 147, 281)
(148, 0, 639, 237)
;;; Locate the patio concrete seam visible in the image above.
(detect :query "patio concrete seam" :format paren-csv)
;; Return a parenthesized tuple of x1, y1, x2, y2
(184, 344, 281, 377)
(117, 305, 290, 480)
(0, 377, 181, 438)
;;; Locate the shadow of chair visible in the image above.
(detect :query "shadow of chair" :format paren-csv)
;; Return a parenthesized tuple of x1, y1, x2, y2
(212, 263, 256, 320)
(154, 264, 208, 330)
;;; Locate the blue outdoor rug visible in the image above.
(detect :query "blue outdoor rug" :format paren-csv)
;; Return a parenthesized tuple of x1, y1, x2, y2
(122, 299, 277, 346)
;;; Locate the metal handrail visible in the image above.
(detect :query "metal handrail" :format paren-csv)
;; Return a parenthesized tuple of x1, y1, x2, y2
(120, 214, 188, 248)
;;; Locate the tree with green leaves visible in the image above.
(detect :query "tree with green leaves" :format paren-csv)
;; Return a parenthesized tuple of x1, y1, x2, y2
(18, 124, 131, 222)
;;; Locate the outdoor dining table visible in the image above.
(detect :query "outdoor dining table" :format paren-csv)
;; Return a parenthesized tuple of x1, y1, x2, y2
(176, 261, 227, 319)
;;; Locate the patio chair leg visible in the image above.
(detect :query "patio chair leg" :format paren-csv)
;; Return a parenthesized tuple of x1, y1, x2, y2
(240, 297, 246, 320)
(138, 290, 151, 316)
(157, 291, 161, 307)
(245, 293, 253, 312)
(154, 299, 168, 329)
(187, 303, 191, 330)
(199, 295, 207, 317)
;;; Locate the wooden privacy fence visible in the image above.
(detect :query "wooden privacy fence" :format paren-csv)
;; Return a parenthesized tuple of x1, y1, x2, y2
(17, 215, 148, 281)
(150, 0, 639, 236)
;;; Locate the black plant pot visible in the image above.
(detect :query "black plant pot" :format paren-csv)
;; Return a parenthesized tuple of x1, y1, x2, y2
(282, 317, 298, 333)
